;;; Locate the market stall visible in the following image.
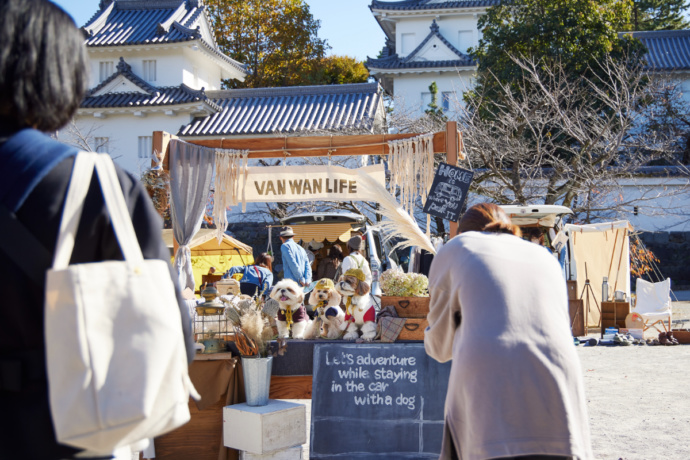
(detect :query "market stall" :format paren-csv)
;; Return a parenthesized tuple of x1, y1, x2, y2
(148, 122, 464, 459)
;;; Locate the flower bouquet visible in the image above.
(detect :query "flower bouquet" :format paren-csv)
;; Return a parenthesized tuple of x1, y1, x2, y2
(379, 269, 429, 297)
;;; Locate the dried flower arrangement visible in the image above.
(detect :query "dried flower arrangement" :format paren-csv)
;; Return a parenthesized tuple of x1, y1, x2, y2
(379, 269, 429, 297)
(226, 296, 287, 358)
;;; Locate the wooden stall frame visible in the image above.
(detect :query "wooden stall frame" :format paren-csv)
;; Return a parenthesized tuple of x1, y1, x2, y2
(154, 122, 464, 398)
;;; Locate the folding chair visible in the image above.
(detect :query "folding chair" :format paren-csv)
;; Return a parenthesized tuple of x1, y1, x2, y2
(633, 278, 672, 333)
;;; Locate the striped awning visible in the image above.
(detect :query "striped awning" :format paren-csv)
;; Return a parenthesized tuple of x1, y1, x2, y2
(291, 223, 353, 244)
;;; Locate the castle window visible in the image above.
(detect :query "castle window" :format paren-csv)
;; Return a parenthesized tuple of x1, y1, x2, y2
(99, 61, 113, 83)
(458, 30, 473, 53)
(138, 136, 153, 159)
(94, 137, 109, 153)
(401, 33, 416, 55)
(143, 60, 157, 82)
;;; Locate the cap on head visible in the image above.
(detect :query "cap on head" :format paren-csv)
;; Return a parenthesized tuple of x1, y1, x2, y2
(345, 268, 365, 282)
(347, 236, 362, 250)
(280, 226, 294, 237)
(315, 278, 335, 290)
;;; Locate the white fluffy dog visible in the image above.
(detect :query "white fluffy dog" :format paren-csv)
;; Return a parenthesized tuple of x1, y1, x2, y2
(336, 269, 377, 341)
(269, 279, 310, 339)
(305, 278, 344, 339)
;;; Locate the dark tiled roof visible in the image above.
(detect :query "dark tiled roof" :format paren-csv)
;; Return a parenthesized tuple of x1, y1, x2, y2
(81, 58, 221, 110)
(82, 0, 246, 74)
(179, 83, 383, 136)
(367, 20, 474, 70)
(370, 0, 501, 11)
(623, 30, 690, 71)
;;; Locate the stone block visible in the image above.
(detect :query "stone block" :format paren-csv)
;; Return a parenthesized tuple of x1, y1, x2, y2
(240, 445, 303, 460)
(224, 400, 306, 454)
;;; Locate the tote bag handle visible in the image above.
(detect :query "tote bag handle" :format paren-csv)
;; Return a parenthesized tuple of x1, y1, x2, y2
(52, 152, 144, 269)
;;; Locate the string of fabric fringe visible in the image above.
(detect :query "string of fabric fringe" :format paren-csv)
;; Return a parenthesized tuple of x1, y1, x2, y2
(387, 133, 435, 236)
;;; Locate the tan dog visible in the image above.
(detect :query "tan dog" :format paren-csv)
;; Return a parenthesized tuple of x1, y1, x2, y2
(336, 269, 377, 341)
(269, 279, 309, 339)
(305, 279, 344, 339)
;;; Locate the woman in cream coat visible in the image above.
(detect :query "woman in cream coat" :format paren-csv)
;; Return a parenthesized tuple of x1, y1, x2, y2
(425, 203, 593, 460)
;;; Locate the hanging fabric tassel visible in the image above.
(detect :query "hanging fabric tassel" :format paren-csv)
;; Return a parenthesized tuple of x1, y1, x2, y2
(214, 148, 248, 242)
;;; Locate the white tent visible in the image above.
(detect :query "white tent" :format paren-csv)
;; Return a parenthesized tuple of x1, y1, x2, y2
(564, 221, 632, 328)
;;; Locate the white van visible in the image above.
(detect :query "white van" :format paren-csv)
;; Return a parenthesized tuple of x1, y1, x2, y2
(280, 212, 398, 296)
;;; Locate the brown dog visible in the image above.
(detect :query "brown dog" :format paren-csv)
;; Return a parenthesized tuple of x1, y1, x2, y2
(336, 269, 377, 341)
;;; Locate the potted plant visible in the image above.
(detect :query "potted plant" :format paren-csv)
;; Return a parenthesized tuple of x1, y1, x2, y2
(379, 269, 430, 318)
(226, 298, 286, 406)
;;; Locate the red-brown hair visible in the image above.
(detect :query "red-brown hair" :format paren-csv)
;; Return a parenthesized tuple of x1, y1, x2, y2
(456, 203, 522, 237)
(256, 252, 273, 271)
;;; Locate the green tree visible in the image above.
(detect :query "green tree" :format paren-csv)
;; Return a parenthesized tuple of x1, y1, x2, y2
(624, 0, 690, 31)
(468, 0, 646, 112)
(424, 82, 447, 124)
(206, 0, 328, 88)
(308, 55, 369, 85)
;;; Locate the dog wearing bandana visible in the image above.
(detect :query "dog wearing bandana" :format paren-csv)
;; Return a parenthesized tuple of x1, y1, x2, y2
(305, 278, 345, 339)
(336, 268, 377, 341)
(269, 279, 310, 339)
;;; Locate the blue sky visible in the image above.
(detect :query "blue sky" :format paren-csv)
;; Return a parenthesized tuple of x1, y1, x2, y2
(51, 0, 385, 62)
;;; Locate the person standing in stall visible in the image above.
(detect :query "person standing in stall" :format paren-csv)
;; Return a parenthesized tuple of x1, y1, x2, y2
(0, 1, 194, 458)
(425, 203, 593, 460)
(340, 236, 372, 285)
(279, 226, 312, 286)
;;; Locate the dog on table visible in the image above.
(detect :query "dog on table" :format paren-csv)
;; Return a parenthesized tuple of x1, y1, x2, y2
(269, 279, 310, 339)
(336, 268, 377, 341)
(305, 278, 344, 339)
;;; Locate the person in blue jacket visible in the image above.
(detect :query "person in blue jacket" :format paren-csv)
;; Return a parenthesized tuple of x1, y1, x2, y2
(223, 252, 274, 297)
(278, 227, 312, 286)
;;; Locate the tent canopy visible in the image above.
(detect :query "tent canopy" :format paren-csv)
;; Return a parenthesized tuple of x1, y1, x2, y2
(162, 229, 252, 256)
(290, 223, 354, 244)
(565, 221, 632, 328)
(162, 229, 253, 290)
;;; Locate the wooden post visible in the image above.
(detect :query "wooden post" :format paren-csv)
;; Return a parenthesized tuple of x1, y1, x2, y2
(445, 121, 459, 236)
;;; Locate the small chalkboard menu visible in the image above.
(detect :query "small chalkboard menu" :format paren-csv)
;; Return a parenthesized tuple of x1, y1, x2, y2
(423, 162, 474, 222)
(310, 343, 451, 459)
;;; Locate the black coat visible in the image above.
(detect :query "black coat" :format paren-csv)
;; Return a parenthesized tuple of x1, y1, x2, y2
(0, 143, 194, 458)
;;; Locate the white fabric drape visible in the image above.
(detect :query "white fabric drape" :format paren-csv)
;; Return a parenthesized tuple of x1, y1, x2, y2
(169, 140, 215, 291)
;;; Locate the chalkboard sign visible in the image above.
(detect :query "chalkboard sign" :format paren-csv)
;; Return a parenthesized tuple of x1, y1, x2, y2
(310, 343, 451, 459)
(423, 162, 474, 222)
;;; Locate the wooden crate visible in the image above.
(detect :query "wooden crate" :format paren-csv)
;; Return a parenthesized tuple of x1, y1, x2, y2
(671, 330, 690, 344)
(397, 318, 428, 341)
(380, 296, 430, 318)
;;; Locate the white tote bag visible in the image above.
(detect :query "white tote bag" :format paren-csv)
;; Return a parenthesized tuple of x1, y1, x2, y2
(44, 152, 199, 453)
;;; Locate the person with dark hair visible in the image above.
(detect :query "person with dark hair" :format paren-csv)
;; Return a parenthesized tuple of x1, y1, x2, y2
(317, 244, 343, 281)
(223, 252, 274, 297)
(425, 203, 593, 460)
(0, 1, 194, 458)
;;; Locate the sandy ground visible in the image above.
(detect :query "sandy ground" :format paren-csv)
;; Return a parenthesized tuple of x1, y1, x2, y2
(578, 298, 690, 460)
(289, 298, 690, 460)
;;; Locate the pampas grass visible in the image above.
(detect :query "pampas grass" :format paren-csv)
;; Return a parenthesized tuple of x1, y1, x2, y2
(357, 170, 436, 255)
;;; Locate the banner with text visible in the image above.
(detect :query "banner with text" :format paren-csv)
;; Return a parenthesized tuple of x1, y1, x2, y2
(243, 164, 385, 203)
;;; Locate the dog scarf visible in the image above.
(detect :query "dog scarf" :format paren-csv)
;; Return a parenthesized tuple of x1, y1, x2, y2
(277, 303, 307, 330)
(344, 296, 375, 324)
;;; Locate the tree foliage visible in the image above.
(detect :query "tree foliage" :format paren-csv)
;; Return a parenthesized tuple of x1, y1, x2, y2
(624, 0, 690, 31)
(307, 55, 369, 85)
(206, 0, 328, 88)
(468, 0, 646, 112)
(457, 55, 688, 222)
